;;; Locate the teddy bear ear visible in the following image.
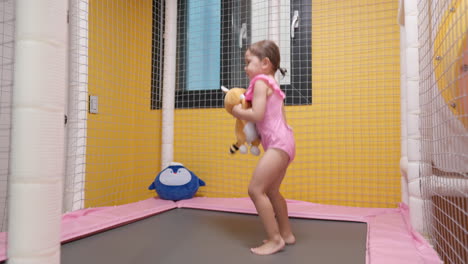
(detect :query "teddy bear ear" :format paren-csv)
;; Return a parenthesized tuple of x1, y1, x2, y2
(221, 86, 229, 93)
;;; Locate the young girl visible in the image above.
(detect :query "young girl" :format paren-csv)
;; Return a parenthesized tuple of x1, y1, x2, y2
(231, 40, 296, 255)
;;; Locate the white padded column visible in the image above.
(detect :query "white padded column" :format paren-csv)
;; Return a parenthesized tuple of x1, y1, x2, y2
(403, 0, 426, 235)
(7, 0, 67, 263)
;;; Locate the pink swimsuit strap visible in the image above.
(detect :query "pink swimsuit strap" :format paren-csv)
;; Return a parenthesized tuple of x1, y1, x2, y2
(245, 74, 285, 101)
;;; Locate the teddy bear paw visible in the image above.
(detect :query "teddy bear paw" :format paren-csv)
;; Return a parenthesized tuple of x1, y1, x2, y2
(239, 145, 248, 154)
(250, 146, 260, 156)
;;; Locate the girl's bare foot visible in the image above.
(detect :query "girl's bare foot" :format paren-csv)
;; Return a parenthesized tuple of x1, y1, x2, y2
(282, 233, 296, 244)
(263, 233, 295, 245)
(251, 238, 285, 255)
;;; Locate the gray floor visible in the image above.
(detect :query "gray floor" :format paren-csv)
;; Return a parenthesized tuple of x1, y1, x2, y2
(61, 208, 367, 264)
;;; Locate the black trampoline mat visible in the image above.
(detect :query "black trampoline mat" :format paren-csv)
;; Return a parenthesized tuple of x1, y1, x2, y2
(61, 208, 367, 264)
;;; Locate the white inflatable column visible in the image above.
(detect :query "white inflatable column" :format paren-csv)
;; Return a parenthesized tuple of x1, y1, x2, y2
(402, 0, 426, 234)
(8, 0, 67, 263)
(161, 0, 177, 170)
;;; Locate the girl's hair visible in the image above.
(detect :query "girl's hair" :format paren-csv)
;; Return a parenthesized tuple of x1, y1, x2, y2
(247, 40, 287, 77)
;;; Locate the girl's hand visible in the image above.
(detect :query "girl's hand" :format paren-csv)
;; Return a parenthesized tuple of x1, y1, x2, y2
(232, 104, 243, 118)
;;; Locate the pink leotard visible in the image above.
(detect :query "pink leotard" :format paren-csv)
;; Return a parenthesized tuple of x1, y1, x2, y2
(244, 74, 295, 163)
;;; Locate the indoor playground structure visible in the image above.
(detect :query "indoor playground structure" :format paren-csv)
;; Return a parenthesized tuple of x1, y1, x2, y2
(0, 0, 466, 263)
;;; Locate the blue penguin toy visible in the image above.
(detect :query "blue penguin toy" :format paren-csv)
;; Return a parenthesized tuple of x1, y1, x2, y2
(148, 162, 206, 201)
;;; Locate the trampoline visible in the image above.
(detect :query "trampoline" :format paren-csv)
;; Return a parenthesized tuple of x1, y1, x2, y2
(62, 208, 366, 264)
(0, 197, 432, 264)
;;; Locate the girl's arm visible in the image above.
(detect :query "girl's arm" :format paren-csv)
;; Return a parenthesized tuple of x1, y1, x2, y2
(232, 80, 268, 122)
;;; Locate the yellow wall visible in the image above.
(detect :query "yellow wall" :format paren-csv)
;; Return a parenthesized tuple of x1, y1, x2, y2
(86, 0, 401, 208)
(174, 0, 401, 208)
(86, 0, 160, 207)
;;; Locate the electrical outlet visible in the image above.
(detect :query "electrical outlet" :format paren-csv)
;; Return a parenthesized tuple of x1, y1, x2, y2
(89, 95, 98, 114)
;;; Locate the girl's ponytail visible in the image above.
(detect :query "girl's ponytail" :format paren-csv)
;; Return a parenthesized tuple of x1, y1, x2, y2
(279, 67, 287, 77)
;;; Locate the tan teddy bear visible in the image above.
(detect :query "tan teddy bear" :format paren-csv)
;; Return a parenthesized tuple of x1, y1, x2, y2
(221, 86, 261, 156)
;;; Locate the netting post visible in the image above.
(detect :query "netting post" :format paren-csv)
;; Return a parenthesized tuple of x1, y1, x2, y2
(398, 0, 409, 206)
(161, 0, 177, 170)
(64, 0, 88, 213)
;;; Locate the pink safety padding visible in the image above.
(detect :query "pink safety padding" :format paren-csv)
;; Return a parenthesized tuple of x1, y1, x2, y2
(0, 197, 441, 263)
(61, 198, 176, 242)
(0, 198, 176, 262)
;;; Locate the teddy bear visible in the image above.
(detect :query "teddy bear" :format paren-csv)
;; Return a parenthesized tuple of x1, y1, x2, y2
(221, 86, 261, 156)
